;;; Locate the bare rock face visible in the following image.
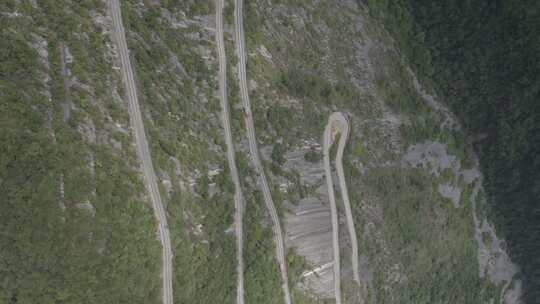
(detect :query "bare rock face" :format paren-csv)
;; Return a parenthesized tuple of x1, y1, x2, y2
(437, 183, 461, 208)
(277, 142, 334, 298)
(281, 139, 356, 299)
(285, 196, 334, 298)
(402, 141, 459, 176)
(282, 148, 324, 187)
(286, 197, 332, 263)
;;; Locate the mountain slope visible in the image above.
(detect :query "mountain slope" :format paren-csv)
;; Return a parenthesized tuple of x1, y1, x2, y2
(0, 1, 527, 303)
(366, 1, 539, 302)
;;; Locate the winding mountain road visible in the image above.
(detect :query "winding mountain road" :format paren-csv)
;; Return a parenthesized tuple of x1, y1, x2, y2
(323, 112, 361, 304)
(234, 1, 292, 303)
(215, 1, 245, 303)
(110, 1, 174, 304)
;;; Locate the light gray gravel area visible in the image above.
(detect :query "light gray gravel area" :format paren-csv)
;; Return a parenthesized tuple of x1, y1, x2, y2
(437, 183, 461, 208)
(283, 149, 325, 187)
(285, 197, 334, 298)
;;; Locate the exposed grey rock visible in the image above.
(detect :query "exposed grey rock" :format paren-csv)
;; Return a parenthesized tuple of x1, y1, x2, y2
(79, 119, 97, 145)
(471, 178, 520, 285)
(283, 149, 324, 187)
(504, 280, 522, 304)
(437, 183, 461, 208)
(110, 137, 122, 150)
(258, 45, 273, 62)
(285, 197, 334, 298)
(408, 67, 459, 131)
(405, 70, 523, 302)
(402, 141, 459, 177)
(160, 8, 188, 29)
(208, 183, 218, 198)
(75, 201, 96, 217)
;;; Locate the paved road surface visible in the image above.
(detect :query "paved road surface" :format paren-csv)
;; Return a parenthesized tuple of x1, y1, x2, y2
(234, 1, 292, 303)
(333, 114, 361, 286)
(215, 1, 245, 303)
(110, 1, 174, 304)
(323, 112, 361, 304)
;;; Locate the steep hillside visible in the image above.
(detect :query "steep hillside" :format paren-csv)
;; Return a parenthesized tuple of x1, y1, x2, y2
(0, 1, 161, 303)
(0, 0, 526, 304)
(365, 0, 539, 302)
(230, 1, 520, 302)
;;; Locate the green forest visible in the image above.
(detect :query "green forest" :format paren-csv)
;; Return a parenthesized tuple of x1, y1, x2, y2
(0, 1, 163, 303)
(366, 0, 540, 302)
(3, 0, 540, 302)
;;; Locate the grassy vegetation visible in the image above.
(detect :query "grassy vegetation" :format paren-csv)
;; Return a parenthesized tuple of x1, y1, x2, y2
(237, 1, 507, 302)
(369, 1, 540, 300)
(362, 168, 490, 303)
(1, 2, 162, 303)
(162, 0, 212, 16)
(239, 1, 365, 301)
(169, 190, 236, 304)
(348, 13, 500, 300)
(304, 149, 322, 163)
(121, 1, 241, 303)
(1, 1, 509, 303)
(343, 150, 501, 303)
(243, 189, 284, 304)
(217, 3, 296, 301)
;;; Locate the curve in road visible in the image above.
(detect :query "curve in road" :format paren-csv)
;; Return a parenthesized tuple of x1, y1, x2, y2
(333, 114, 361, 286)
(234, 1, 292, 303)
(323, 112, 361, 304)
(110, 1, 174, 304)
(215, 1, 245, 303)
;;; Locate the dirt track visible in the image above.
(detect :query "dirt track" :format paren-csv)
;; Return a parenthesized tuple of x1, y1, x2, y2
(323, 112, 361, 304)
(110, 1, 174, 303)
(234, 0, 292, 303)
(215, 1, 245, 303)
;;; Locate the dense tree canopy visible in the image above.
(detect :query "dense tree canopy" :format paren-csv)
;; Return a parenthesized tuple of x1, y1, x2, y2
(366, 0, 540, 302)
